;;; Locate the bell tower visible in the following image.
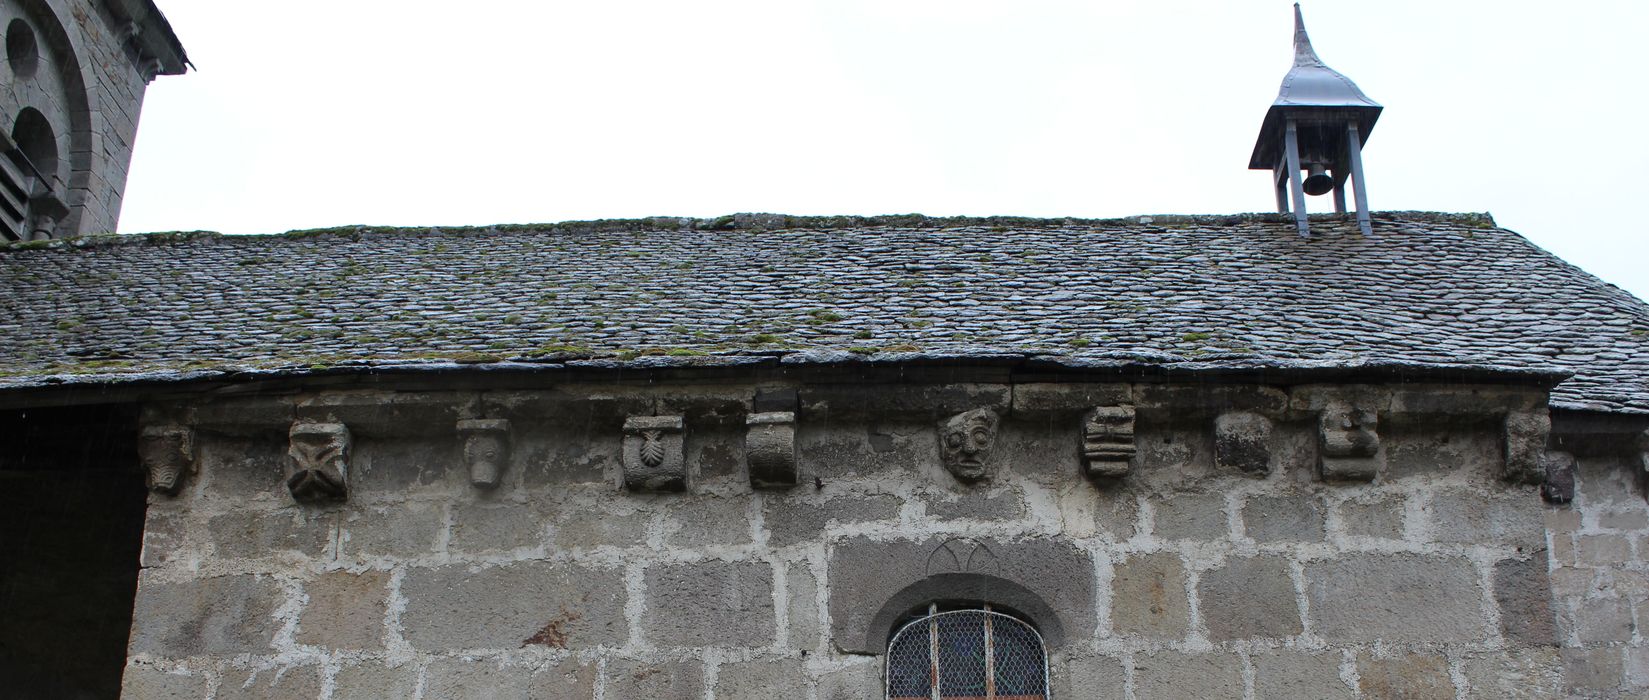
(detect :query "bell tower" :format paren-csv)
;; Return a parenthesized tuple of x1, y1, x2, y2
(1249, 4, 1381, 237)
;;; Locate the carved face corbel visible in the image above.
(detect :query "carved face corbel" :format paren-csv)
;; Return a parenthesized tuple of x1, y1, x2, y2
(939, 408, 999, 483)
(139, 425, 194, 496)
(458, 419, 511, 489)
(287, 421, 351, 503)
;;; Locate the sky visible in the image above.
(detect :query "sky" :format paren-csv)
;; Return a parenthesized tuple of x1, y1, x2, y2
(119, 1, 1649, 301)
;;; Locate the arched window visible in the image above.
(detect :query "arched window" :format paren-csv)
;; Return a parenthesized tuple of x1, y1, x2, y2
(886, 603, 1050, 700)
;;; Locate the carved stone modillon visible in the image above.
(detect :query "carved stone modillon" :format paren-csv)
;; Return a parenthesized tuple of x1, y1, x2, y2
(1541, 451, 1577, 504)
(1502, 411, 1550, 485)
(623, 416, 687, 492)
(457, 418, 511, 490)
(139, 425, 194, 496)
(1082, 406, 1135, 479)
(1318, 404, 1379, 482)
(1214, 411, 1272, 475)
(939, 408, 999, 484)
(286, 421, 351, 504)
(746, 411, 797, 489)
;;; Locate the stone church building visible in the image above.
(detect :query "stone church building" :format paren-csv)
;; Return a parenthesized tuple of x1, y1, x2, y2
(3, 2, 1649, 699)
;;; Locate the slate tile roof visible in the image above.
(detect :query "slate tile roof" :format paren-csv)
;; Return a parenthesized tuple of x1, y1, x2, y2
(1, 212, 1645, 414)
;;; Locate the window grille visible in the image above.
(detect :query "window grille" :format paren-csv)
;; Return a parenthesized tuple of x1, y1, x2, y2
(0, 150, 29, 241)
(887, 604, 1050, 700)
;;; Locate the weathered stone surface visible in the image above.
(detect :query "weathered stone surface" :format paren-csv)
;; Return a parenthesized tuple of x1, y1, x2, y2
(763, 494, 901, 548)
(331, 661, 419, 700)
(747, 411, 799, 488)
(1011, 383, 1131, 415)
(665, 496, 752, 548)
(1384, 426, 1503, 479)
(1459, 648, 1563, 699)
(1541, 451, 1576, 503)
(128, 573, 282, 656)
(518, 429, 614, 487)
(216, 665, 323, 700)
(1243, 493, 1325, 542)
(802, 384, 1009, 420)
(422, 659, 535, 699)
(1214, 411, 1271, 475)
(352, 436, 456, 493)
(925, 486, 1026, 522)
(1426, 489, 1543, 548)
(1094, 489, 1140, 540)
(1151, 491, 1228, 541)
(787, 562, 820, 650)
(1494, 555, 1557, 646)
(1051, 651, 1125, 700)
(1132, 651, 1243, 699)
(1599, 509, 1649, 531)
(816, 662, 879, 700)
(457, 417, 511, 489)
(829, 535, 1095, 653)
(1564, 647, 1625, 696)
(715, 657, 807, 697)
(1252, 650, 1353, 699)
(1577, 534, 1632, 565)
(200, 434, 287, 499)
(339, 504, 443, 558)
(295, 570, 388, 650)
(552, 503, 650, 551)
(450, 502, 543, 552)
(400, 561, 627, 651)
(1340, 493, 1405, 539)
(1112, 552, 1190, 640)
(645, 561, 775, 648)
(531, 658, 598, 698)
(1198, 555, 1301, 641)
(1305, 554, 1487, 642)
(286, 421, 351, 503)
(207, 508, 333, 559)
(605, 658, 703, 700)
(797, 420, 934, 479)
(623, 415, 687, 492)
(1357, 653, 1455, 700)
(119, 664, 209, 699)
(1574, 596, 1633, 643)
(1504, 411, 1551, 484)
(939, 407, 999, 483)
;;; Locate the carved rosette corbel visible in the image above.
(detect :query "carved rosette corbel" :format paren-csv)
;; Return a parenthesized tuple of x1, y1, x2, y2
(1502, 410, 1551, 485)
(1082, 406, 1135, 479)
(286, 421, 351, 504)
(458, 418, 512, 490)
(1318, 404, 1380, 482)
(746, 411, 798, 489)
(1214, 411, 1273, 476)
(623, 416, 687, 492)
(139, 425, 194, 496)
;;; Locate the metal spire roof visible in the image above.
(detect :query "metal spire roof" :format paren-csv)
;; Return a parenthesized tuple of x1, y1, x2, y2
(1273, 4, 1380, 109)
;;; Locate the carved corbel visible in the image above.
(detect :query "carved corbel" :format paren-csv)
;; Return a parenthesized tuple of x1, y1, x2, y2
(1082, 406, 1135, 479)
(747, 411, 797, 489)
(1541, 451, 1577, 504)
(458, 419, 511, 489)
(286, 421, 351, 503)
(1215, 411, 1272, 476)
(939, 408, 999, 484)
(1502, 411, 1551, 485)
(139, 425, 194, 496)
(1318, 404, 1379, 482)
(623, 416, 687, 492)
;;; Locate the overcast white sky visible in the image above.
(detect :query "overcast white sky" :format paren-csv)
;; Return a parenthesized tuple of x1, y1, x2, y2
(119, 1, 1648, 300)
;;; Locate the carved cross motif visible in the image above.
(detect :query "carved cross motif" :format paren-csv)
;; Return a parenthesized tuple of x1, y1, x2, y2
(287, 422, 351, 504)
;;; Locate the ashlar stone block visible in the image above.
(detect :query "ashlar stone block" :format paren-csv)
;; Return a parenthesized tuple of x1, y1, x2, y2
(1252, 650, 1354, 699)
(217, 666, 322, 700)
(295, 570, 388, 650)
(1305, 553, 1487, 642)
(1197, 555, 1302, 641)
(128, 573, 283, 656)
(715, 657, 807, 698)
(605, 658, 704, 700)
(399, 561, 628, 651)
(1357, 653, 1455, 699)
(1243, 493, 1326, 542)
(1493, 555, 1557, 646)
(623, 415, 687, 492)
(1111, 552, 1190, 640)
(1132, 651, 1243, 699)
(644, 561, 775, 648)
(1503, 410, 1550, 485)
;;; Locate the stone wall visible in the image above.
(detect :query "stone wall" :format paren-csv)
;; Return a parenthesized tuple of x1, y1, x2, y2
(121, 380, 1594, 699)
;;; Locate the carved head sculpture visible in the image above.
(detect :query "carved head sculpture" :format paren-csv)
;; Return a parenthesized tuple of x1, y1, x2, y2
(139, 426, 193, 496)
(939, 408, 999, 483)
(457, 419, 511, 490)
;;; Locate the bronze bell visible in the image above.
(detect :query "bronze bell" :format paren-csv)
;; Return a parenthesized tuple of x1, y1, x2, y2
(1303, 164, 1335, 196)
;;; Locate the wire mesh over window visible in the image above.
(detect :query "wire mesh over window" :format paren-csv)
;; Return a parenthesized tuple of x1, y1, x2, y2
(886, 604, 1050, 700)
